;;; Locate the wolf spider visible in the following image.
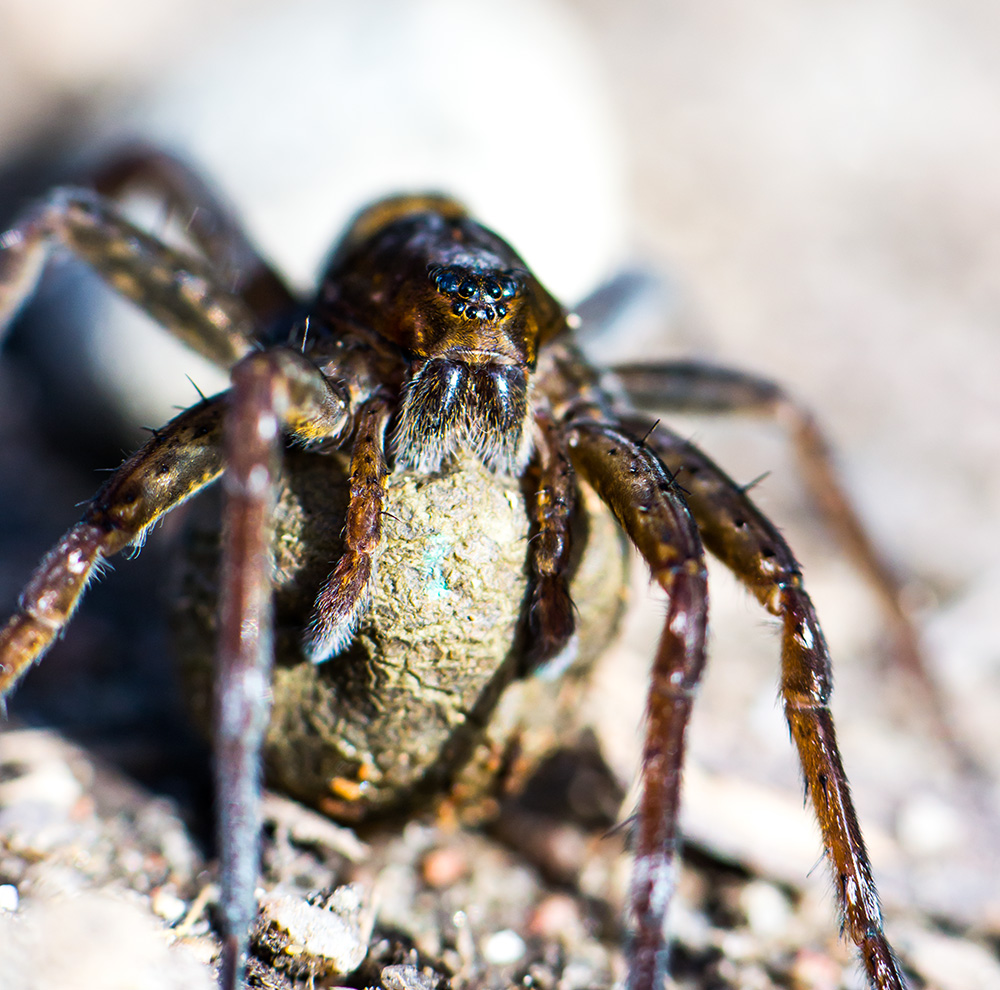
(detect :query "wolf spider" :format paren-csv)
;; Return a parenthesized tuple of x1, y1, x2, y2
(0, 148, 914, 989)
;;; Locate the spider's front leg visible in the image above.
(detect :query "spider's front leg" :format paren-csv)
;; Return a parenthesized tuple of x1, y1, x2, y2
(522, 409, 577, 671)
(0, 397, 227, 695)
(213, 348, 351, 990)
(566, 419, 708, 990)
(0, 340, 348, 990)
(634, 418, 907, 990)
(304, 391, 393, 662)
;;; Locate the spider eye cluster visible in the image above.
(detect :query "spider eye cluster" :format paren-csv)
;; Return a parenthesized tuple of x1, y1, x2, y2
(429, 265, 519, 323)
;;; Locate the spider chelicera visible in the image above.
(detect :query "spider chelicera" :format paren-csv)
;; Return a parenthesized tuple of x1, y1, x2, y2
(0, 147, 912, 989)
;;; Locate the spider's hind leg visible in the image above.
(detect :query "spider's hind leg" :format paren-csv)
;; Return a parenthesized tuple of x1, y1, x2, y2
(0, 171, 275, 367)
(612, 361, 942, 737)
(566, 418, 708, 990)
(90, 144, 296, 328)
(636, 418, 907, 990)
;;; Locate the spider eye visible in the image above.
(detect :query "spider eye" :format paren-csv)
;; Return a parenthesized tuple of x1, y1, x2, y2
(431, 267, 460, 294)
(430, 266, 514, 324)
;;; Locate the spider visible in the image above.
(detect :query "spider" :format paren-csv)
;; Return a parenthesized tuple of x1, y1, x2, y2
(0, 147, 911, 989)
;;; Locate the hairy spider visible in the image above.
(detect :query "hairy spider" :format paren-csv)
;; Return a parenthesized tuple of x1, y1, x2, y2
(0, 148, 911, 989)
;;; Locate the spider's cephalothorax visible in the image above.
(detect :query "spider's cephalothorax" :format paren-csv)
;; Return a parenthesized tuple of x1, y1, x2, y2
(0, 150, 914, 990)
(315, 195, 564, 474)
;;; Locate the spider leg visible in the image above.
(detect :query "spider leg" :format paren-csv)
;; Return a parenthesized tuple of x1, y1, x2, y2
(0, 395, 227, 699)
(214, 349, 350, 990)
(0, 187, 256, 366)
(632, 417, 906, 990)
(522, 408, 576, 672)
(0, 345, 348, 988)
(89, 144, 296, 328)
(304, 392, 393, 662)
(612, 360, 944, 740)
(566, 418, 708, 990)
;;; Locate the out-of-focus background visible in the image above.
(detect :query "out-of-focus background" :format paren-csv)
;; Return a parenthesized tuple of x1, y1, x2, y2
(0, 2, 998, 988)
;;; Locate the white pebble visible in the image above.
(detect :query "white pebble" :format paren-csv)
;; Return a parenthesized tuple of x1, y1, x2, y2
(0, 885, 19, 912)
(151, 887, 187, 925)
(896, 794, 962, 857)
(740, 879, 792, 938)
(483, 929, 526, 965)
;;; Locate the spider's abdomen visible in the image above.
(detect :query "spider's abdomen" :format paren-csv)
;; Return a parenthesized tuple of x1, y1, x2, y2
(174, 448, 629, 821)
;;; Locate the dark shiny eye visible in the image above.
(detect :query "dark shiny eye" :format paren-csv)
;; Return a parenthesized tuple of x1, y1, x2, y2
(451, 300, 465, 315)
(435, 268, 460, 293)
(484, 279, 502, 299)
(499, 275, 518, 299)
(495, 303, 506, 318)
(458, 278, 477, 299)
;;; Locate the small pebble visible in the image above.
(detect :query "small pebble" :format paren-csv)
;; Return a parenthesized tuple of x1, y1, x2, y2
(381, 963, 438, 989)
(790, 948, 842, 990)
(561, 958, 609, 990)
(483, 928, 526, 965)
(902, 925, 1000, 990)
(0, 884, 19, 912)
(151, 887, 187, 925)
(739, 879, 792, 938)
(254, 885, 371, 977)
(528, 893, 582, 939)
(421, 846, 468, 888)
(896, 794, 962, 857)
(719, 930, 756, 963)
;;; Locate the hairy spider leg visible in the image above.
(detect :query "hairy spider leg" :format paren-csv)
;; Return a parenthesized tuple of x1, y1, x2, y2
(634, 419, 906, 990)
(0, 187, 259, 365)
(566, 421, 708, 990)
(214, 348, 350, 990)
(0, 163, 350, 989)
(0, 398, 226, 697)
(305, 392, 393, 662)
(612, 360, 955, 760)
(0, 351, 348, 989)
(521, 409, 577, 672)
(90, 144, 296, 327)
